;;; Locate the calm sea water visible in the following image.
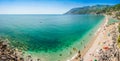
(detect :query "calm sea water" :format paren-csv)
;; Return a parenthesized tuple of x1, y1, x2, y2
(0, 14, 104, 61)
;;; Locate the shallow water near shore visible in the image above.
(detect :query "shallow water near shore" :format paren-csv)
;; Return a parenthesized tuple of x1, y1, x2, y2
(0, 14, 104, 61)
(107, 17, 120, 25)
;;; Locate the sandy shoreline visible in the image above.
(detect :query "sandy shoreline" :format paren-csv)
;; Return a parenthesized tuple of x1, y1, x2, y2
(67, 15, 109, 61)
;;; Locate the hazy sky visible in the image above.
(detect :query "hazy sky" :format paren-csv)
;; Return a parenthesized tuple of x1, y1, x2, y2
(0, 0, 120, 14)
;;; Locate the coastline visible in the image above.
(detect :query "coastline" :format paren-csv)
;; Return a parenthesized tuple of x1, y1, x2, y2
(67, 15, 109, 61)
(0, 14, 105, 61)
(0, 14, 119, 61)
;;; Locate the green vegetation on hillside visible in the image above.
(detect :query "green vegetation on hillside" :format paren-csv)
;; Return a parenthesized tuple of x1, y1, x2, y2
(118, 23, 120, 48)
(101, 4, 120, 19)
(65, 4, 120, 20)
(65, 5, 111, 14)
(117, 35, 120, 48)
(118, 23, 120, 33)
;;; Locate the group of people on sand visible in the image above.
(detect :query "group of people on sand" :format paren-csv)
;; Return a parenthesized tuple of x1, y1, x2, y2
(0, 38, 41, 61)
(89, 23, 120, 61)
(98, 23, 120, 61)
(74, 22, 120, 61)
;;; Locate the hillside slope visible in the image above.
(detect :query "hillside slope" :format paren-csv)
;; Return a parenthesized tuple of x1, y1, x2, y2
(65, 5, 111, 14)
(65, 4, 120, 20)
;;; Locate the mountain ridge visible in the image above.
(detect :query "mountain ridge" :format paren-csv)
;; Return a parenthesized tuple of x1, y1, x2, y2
(65, 5, 112, 14)
(65, 4, 120, 20)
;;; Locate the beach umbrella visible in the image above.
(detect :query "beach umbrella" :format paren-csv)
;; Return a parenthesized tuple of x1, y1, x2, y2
(90, 60, 92, 61)
(103, 46, 109, 50)
(108, 33, 110, 36)
(94, 59, 97, 61)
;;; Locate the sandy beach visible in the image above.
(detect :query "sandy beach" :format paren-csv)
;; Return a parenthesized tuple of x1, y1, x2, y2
(67, 15, 119, 61)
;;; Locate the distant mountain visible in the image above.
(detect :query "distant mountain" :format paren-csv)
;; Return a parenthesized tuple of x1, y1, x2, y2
(65, 4, 120, 20)
(65, 5, 112, 14)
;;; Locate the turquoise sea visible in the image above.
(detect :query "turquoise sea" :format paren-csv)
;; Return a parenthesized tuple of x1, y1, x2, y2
(0, 14, 104, 61)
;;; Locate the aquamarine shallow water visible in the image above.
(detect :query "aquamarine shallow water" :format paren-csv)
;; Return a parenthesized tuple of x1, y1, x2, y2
(0, 14, 104, 61)
(107, 18, 119, 25)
